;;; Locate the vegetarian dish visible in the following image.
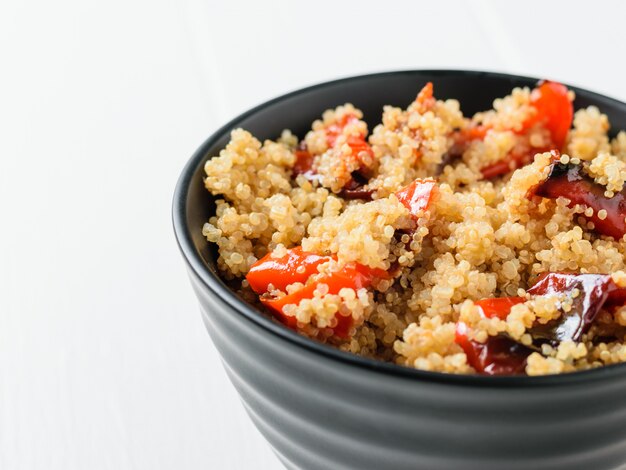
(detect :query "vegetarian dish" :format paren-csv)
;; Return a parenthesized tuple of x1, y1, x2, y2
(202, 80, 626, 376)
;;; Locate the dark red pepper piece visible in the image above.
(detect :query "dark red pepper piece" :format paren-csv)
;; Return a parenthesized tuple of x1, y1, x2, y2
(339, 171, 374, 200)
(456, 322, 532, 375)
(481, 145, 547, 180)
(414, 82, 435, 112)
(455, 297, 530, 375)
(292, 145, 316, 179)
(527, 272, 626, 342)
(531, 160, 626, 240)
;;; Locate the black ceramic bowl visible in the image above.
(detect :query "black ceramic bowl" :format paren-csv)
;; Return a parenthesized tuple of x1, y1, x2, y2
(173, 71, 626, 470)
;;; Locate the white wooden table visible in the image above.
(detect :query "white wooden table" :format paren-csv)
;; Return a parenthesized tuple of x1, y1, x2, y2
(2, 0, 625, 468)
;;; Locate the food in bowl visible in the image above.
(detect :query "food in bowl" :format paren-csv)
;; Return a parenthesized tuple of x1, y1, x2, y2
(201, 80, 626, 376)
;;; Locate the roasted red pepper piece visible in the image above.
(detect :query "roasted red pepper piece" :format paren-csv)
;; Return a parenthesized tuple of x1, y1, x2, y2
(339, 172, 375, 200)
(261, 262, 388, 338)
(481, 144, 548, 180)
(247, 247, 388, 338)
(456, 322, 531, 375)
(455, 271, 626, 373)
(415, 82, 435, 112)
(292, 145, 316, 179)
(456, 296, 530, 375)
(525, 81, 573, 149)
(527, 273, 626, 342)
(395, 179, 437, 219)
(480, 80, 573, 179)
(261, 262, 386, 312)
(343, 134, 372, 154)
(475, 297, 526, 320)
(531, 160, 626, 239)
(481, 159, 518, 180)
(325, 113, 360, 148)
(246, 247, 330, 294)
(460, 124, 490, 142)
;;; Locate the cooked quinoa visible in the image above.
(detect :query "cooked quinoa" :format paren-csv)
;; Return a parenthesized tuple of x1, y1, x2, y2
(202, 80, 626, 376)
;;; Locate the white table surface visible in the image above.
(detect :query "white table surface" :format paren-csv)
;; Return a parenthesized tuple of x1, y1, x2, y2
(2, 0, 625, 468)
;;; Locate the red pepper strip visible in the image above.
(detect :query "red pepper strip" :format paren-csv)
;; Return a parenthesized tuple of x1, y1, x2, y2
(247, 247, 389, 338)
(344, 134, 375, 168)
(456, 322, 531, 375)
(461, 124, 490, 142)
(531, 160, 626, 239)
(415, 82, 435, 112)
(527, 273, 626, 342)
(326, 113, 360, 148)
(261, 263, 389, 338)
(340, 174, 375, 201)
(481, 160, 517, 180)
(526, 81, 573, 149)
(480, 145, 550, 180)
(246, 247, 330, 294)
(455, 297, 529, 375)
(395, 179, 437, 219)
(292, 146, 316, 179)
(480, 81, 573, 179)
(475, 297, 526, 320)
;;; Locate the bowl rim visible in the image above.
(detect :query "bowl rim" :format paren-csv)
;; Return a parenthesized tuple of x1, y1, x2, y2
(173, 69, 626, 387)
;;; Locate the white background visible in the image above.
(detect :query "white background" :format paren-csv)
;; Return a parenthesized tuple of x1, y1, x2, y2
(2, 1, 626, 469)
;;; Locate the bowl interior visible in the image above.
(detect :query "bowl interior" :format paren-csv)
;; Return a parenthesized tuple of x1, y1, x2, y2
(177, 70, 626, 382)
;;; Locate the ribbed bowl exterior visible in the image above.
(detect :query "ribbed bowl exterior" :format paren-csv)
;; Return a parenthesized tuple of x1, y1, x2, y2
(174, 71, 626, 470)
(189, 269, 626, 470)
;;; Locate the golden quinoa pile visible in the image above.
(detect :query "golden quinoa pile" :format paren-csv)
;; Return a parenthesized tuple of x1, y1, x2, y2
(202, 80, 626, 376)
